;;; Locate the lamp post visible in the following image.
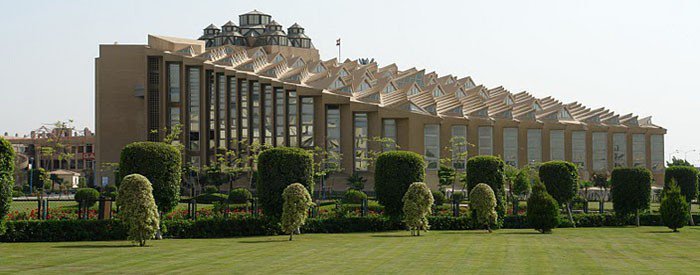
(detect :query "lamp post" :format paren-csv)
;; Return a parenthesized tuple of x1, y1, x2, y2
(28, 157, 34, 194)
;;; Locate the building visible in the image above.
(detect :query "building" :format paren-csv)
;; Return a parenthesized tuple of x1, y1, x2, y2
(95, 10, 666, 190)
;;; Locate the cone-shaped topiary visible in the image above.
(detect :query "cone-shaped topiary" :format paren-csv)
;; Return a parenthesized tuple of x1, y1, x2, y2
(281, 183, 314, 241)
(660, 181, 690, 232)
(663, 166, 699, 225)
(526, 182, 560, 233)
(402, 182, 434, 236)
(0, 137, 15, 220)
(470, 183, 498, 232)
(118, 174, 160, 246)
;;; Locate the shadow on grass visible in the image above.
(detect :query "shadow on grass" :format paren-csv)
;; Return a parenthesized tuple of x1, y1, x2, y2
(500, 231, 543, 235)
(370, 234, 414, 238)
(645, 230, 677, 234)
(53, 244, 136, 249)
(438, 231, 493, 235)
(238, 239, 290, 244)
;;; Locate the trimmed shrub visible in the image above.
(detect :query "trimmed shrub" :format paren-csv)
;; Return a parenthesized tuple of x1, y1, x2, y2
(664, 166, 699, 203)
(466, 156, 506, 222)
(659, 181, 690, 232)
(119, 141, 182, 213)
(469, 183, 498, 232)
(0, 137, 14, 220)
(118, 174, 160, 246)
(228, 188, 252, 204)
(257, 147, 314, 219)
(403, 182, 434, 235)
(539, 161, 578, 225)
(192, 193, 228, 204)
(0, 220, 127, 242)
(103, 184, 118, 200)
(203, 185, 219, 194)
(526, 182, 559, 233)
(513, 168, 532, 197)
(374, 150, 425, 217)
(611, 167, 652, 226)
(281, 183, 313, 240)
(74, 188, 100, 208)
(432, 190, 447, 206)
(342, 189, 368, 204)
(451, 191, 466, 202)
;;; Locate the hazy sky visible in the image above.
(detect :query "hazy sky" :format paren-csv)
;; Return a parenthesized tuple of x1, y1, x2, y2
(0, 0, 698, 164)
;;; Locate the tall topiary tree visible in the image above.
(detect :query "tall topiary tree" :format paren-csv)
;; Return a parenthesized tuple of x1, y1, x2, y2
(664, 166, 699, 225)
(660, 181, 690, 232)
(527, 182, 560, 233)
(539, 161, 579, 227)
(281, 183, 313, 241)
(403, 182, 434, 236)
(466, 156, 506, 223)
(0, 137, 14, 220)
(118, 174, 160, 246)
(74, 188, 100, 208)
(610, 167, 652, 226)
(470, 183, 498, 233)
(374, 151, 425, 217)
(119, 142, 182, 213)
(257, 147, 314, 219)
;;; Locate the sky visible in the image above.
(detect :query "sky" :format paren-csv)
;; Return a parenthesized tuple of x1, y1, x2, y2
(0, 0, 698, 164)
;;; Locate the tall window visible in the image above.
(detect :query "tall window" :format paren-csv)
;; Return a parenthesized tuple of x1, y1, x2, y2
(632, 134, 646, 167)
(240, 79, 249, 143)
(503, 127, 518, 167)
(326, 106, 341, 165)
(187, 67, 200, 152)
(217, 74, 226, 148)
(382, 119, 397, 151)
(613, 133, 627, 167)
(527, 129, 542, 164)
(424, 124, 440, 170)
(550, 130, 565, 161)
(274, 88, 285, 146)
(651, 135, 664, 172)
(167, 63, 181, 138)
(572, 131, 586, 169)
(228, 77, 237, 148)
(301, 97, 314, 147)
(354, 113, 369, 171)
(251, 81, 261, 142)
(207, 71, 216, 150)
(451, 125, 467, 169)
(592, 132, 607, 171)
(478, 126, 493, 155)
(263, 85, 274, 145)
(288, 91, 298, 147)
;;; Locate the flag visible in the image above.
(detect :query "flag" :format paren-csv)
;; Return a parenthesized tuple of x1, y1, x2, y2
(336, 38, 341, 46)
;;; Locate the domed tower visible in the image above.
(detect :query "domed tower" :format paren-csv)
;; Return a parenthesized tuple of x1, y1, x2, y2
(255, 20, 288, 46)
(198, 24, 220, 47)
(238, 10, 271, 37)
(217, 21, 247, 46)
(287, 23, 312, 48)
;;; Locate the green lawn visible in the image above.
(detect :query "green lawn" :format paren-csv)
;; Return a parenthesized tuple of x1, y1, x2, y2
(2, 227, 700, 273)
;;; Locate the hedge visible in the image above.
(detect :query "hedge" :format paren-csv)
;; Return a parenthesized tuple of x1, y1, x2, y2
(0, 137, 14, 220)
(664, 166, 699, 203)
(374, 151, 425, 217)
(610, 167, 652, 219)
(466, 156, 506, 223)
(119, 142, 182, 213)
(0, 220, 127, 242)
(257, 147, 314, 219)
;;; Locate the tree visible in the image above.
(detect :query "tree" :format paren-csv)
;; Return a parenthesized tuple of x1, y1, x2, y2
(503, 164, 520, 215)
(0, 137, 14, 220)
(591, 172, 610, 213)
(118, 174, 160, 246)
(402, 182, 434, 236)
(466, 156, 506, 224)
(257, 147, 314, 218)
(311, 146, 343, 198)
(440, 136, 470, 195)
(659, 181, 690, 232)
(527, 182, 559, 233)
(346, 172, 366, 191)
(470, 183, 498, 233)
(39, 120, 76, 173)
(438, 165, 456, 192)
(281, 183, 314, 241)
(667, 156, 693, 167)
(664, 166, 699, 225)
(610, 167, 652, 226)
(539, 161, 579, 227)
(374, 151, 425, 217)
(28, 168, 50, 193)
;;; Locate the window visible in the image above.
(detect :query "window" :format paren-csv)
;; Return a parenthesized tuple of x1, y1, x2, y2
(287, 91, 298, 147)
(218, 74, 226, 148)
(432, 87, 443, 97)
(527, 129, 542, 164)
(251, 81, 261, 142)
(229, 77, 237, 145)
(207, 71, 216, 150)
(168, 63, 181, 103)
(354, 113, 369, 171)
(325, 106, 341, 166)
(550, 130, 565, 161)
(408, 86, 420, 96)
(456, 90, 466, 99)
(424, 124, 440, 170)
(479, 90, 489, 99)
(572, 131, 586, 169)
(339, 68, 349, 77)
(292, 59, 305, 68)
(383, 83, 396, 94)
(613, 133, 627, 167)
(330, 78, 344, 90)
(300, 97, 314, 147)
(478, 126, 493, 155)
(593, 132, 608, 171)
(451, 125, 467, 169)
(187, 67, 200, 152)
(275, 88, 285, 146)
(503, 128, 518, 167)
(633, 134, 646, 167)
(273, 54, 284, 63)
(312, 64, 325, 73)
(559, 109, 572, 120)
(651, 135, 664, 172)
(504, 96, 514, 106)
(383, 119, 397, 151)
(532, 102, 542, 111)
(169, 107, 180, 132)
(358, 80, 371, 92)
(240, 79, 249, 143)
(263, 85, 274, 145)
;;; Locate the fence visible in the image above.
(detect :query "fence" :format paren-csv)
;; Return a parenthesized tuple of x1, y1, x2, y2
(7, 198, 116, 221)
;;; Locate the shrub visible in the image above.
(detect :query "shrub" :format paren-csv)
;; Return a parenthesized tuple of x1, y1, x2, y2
(342, 189, 368, 204)
(539, 161, 578, 225)
(228, 188, 252, 204)
(451, 191, 466, 202)
(192, 193, 228, 204)
(118, 174, 160, 246)
(664, 166, 699, 203)
(257, 147, 313, 219)
(0, 220, 127, 242)
(74, 188, 100, 208)
(513, 168, 532, 197)
(374, 151, 425, 217)
(402, 182, 434, 236)
(466, 156, 505, 222)
(432, 190, 447, 206)
(469, 183, 498, 232)
(659, 181, 690, 232)
(346, 172, 367, 191)
(119, 141, 182, 213)
(103, 184, 118, 199)
(281, 183, 313, 240)
(0, 137, 14, 220)
(610, 167, 652, 226)
(204, 185, 219, 194)
(526, 182, 559, 233)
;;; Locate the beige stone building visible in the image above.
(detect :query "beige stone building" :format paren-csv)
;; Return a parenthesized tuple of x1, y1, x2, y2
(95, 10, 666, 190)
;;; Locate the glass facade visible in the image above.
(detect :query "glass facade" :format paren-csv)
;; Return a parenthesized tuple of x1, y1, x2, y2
(263, 85, 274, 145)
(633, 134, 646, 167)
(613, 133, 627, 167)
(228, 77, 237, 147)
(527, 129, 542, 164)
(240, 80, 249, 143)
(572, 131, 586, 169)
(187, 67, 200, 152)
(382, 119, 397, 151)
(251, 81, 261, 142)
(651, 135, 664, 172)
(287, 91, 298, 147)
(326, 106, 341, 165)
(592, 132, 607, 171)
(207, 71, 216, 150)
(503, 127, 518, 167)
(275, 88, 285, 146)
(550, 130, 565, 161)
(167, 63, 181, 136)
(300, 97, 314, 147)
(217, 74, 226, 148)
(424, 124, 440, 170)
(478, 126, 493, 155)
(354, 113, 369, 171)
(451, 125, 467, 169)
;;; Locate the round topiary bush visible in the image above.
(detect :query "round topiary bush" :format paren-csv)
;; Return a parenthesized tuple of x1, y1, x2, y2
(469, 183, 498, 232)
(103, 184, 118, 200)
(0, 137, 15, 220)
(257, 147, 314, 219)
(660, 181, 690, 232)
(611, 167, 652, 226)
(403, 182, 434, 236)
(526, 182, 560, 233)
(342, 189, 368, 204)
(74, 188, 100, 208)
(374, 150, 425, 217)
(118, 174, 160, 246)
(281, 183, 313, 241)
(432, 190, 447, 206)
(451, 191, 466, 203)
(203, 185, 219, 194)
(119, 141, 182, 213)
(228, 188, 252, 204)
(466, 156, 506, 221)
